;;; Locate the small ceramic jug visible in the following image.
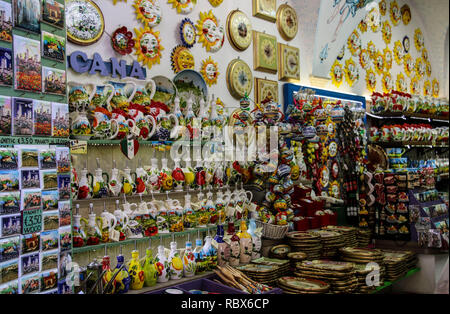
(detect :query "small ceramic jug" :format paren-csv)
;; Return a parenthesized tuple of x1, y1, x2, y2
(168, 241, 183, 280)
(108, 160, 122, 197)
(109, 81, 137, 110)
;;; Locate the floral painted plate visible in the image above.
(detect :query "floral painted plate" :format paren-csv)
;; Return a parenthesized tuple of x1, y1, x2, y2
(277, 276, 330, 292)
(66, 0, 105, 46)
(173, 69, 207, 114)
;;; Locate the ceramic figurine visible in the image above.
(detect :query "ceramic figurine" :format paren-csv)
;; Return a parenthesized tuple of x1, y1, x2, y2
(142, 248, 158, 287)
(214, 224, 229, 267)
(77, 167, 92, 200)
(135, 159, 148, 194)
(121, 165, 136, 196)
(159, 158, 173, 192)
(108, 160, 122, 197)
(113, 254, 131, 294)
(114, 200, 129, 241)
(172, 159, 185, 191)
(154, 245, 170, 283)
(193, 238, 206, 275)
(183, 159, 195, 190)
(73, 204, 86, 247)
(248, 219, 262, 260)
(183, 240, 196, 277)
(86, 203, 102, 245)
(128, 250, 145, 290)
(168, 241, 183, 280)
(145, 157, 161, 192)
(236, 220, 252, 265)
(226, 222, 240, 267)
(89, 159, 109, 198)
(183, 193, 197, 229)
(101, 255, 116, 294)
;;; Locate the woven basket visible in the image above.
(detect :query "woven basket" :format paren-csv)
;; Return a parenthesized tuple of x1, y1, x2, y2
(255, 220, 289, 240)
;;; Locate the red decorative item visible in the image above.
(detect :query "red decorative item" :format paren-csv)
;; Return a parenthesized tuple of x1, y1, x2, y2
(112, 26, 135, 55)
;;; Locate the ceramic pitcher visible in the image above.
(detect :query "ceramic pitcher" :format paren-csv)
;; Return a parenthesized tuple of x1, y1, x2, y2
(68, 82, 95, 112)
(128, 250, 145, 290)
(108, 81, 137, 110)
(111, 109, 136, 140)
(142, 248, 158, 287)
(77, 168, 92, 200)
(91, 84, 115, 111)
(183, 241, 196, 277)
(114, 200, 129, 241)
(88, 162, 110, 199)
(131, 79, 156, 107)
(108, 161, 122, 197)
(168, 241, 183, 280)
(71, 110, 92, 140)
(91, 107, 120, 140)
(127, 103, 157, 140)
(135, 159, 148, 195)
(144, 157, 161, 192)
(154, 245, 169, 283)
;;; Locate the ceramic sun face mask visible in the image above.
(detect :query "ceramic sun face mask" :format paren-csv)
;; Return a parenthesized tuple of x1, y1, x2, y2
(134, 0, 162, 27)
(347, 30, 361, 56)
(134, 26, 164, 68)
(330, 60, 344, 88)
(345, 59, 359, 87)
(359, 49, 370, 69)
(196, 11, 225, 52)
(167, 0, 196, 14)
(200, 57, 219, 86)
(179, 18, 196, 48)
(171, 45, 194, 73)
(366, 69, 377, 92)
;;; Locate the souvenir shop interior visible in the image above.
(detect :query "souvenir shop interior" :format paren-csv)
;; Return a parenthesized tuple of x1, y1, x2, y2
(0, 0, 448, 295)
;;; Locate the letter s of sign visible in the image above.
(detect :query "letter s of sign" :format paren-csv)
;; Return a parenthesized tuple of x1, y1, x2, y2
(69, 51, 90, 74)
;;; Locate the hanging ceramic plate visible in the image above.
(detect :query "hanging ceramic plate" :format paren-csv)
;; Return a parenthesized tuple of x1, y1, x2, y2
(179, 18, 196, 48)
(227, 10, 252, 51)
(226, 58, 253, 99)
(152, 75, 178, 108)
(276, 4, 298, 41)
(173, 69, 207, 113)
(133, 0, 162, 27)
(66, 0, 105, 46)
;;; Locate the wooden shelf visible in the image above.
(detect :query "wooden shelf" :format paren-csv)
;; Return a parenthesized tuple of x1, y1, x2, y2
(369, 141, 449, 148)
(367, 112, 449, 123)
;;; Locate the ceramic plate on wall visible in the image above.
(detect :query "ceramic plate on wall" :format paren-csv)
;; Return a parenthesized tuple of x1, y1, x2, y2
(152, 75, 178, 110)
(66, 0, 105, 46)
(173, 69, 207, 113)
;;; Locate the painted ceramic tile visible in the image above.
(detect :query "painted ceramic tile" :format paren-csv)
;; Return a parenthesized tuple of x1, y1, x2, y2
(20, 253, 39, 276)
(13, 35, 41, 92)
(59, 226, 71, 252)
(21, 233, 40, 255)
(57, 174, 70, 200)
(58, 201, 70, 227)
(21, 273, 40, 294)
(40, 230, 58, 252)
(55, 147, 69, 173)
(0, 170, 20, 192)
(41, 190, 58, 211)
(21, 169, 40, 189)
(253, 0, 276, 22)
(42, 210, 58, 231)
(253, 31, 278, 73)
(0, 48, 13, 86)
(0, 236, 19, 262)
(41, 249, 57, 271)
(41, 0, 64, 28)
(0, 97, 12, 135)
(21, 189, 41, 210)
(20, 149, 39, 168)
(41, 31, 65, 62)
(39, 268, 57, 291)
(33, 100, 52, 136)
(12, 98, 34, 136)
(41, 170, 57, 190)
(39, 149, 56, 170)
(255, 77, 278, 104)
(0, 214, 21, 237)
(0, 258, 18, 284)
(51, 102, 69, 137)
(42, 66, 66, 95)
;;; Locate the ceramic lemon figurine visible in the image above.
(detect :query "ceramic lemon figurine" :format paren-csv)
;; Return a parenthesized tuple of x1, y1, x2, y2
(168, 241, 183, 280)
(128, 250, 145, 290)
(142, 248, 158, 287)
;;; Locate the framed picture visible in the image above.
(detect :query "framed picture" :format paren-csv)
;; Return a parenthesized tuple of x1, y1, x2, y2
(39, 268, 57, 291)
(21, 233, 40, 255)
(41, 0, 64, 28)
(42, 170, 57, 190)
(12, 98, 34, 136)
(12, 0, 40, 33)
(21, 189, 41, 210)
(13, 35, 41, 92)
(253, 0, 277, 22)
(0, 1, 12, 42)
(0, 47, 13, 86)
(278, 43, 300, 82)
(41, 31, 65, 62)
(33, 100, 52, 136)
(0, 96, 12, 135)
(51, 102, 69, 137)
(20, 253, 39, 276)
(21, 273, 40, 294)
(254, 77, 278, 104)
(253, 31, 278, 74)
(42, 67, 66, 95)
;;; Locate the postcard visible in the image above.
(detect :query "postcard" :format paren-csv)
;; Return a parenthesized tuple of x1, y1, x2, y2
(21, 273, 39, 294)
(0, 192, 20, 216)
(0, 236, 19, 262)
(0, 279, 18, 294)
(21, 233, 40, 255)
(40, 229, 58, 251)
(21, 169, 40, 189)
(0, 170, 20, 192)
(42, 66, 66, 95)
(41, 31, 65, 62)
(0, 258, 18, 284)
(33, 100, 52, 136)
(41, 190, 58, 211)
(13, 35, 41, 92)
(41, 0, 64, 29)
(0, 48, 12, 86)
(20, 253, 39, 276)
(55, 147, 69, 173)
(41, 170, 57, 190)
(0, 149, 18, 170)
(0, 214, 21, 237)
(57, 174, 70, 200)
(41, 249, 57, 271)
(12, 97, 33, 136)
(12, 0, 40, 33)
(21, 189, 41, 210)
(40, 268, 58, 291)
(51, 102, 69, 137)
(0, 1, 12, 42)
(39, 149, 56, 170)
(59, 226, 71, 252)
(0, 96, 12, 135)
(20, 148, 39, 168)
(42, 210, 58, 231)
(58, 201, 70, 227)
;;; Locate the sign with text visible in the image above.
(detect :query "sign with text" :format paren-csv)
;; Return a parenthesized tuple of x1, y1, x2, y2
(22, 209, 42, 234)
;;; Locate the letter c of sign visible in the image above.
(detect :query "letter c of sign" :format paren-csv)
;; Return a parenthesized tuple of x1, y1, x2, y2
(69, 51, 90, 74)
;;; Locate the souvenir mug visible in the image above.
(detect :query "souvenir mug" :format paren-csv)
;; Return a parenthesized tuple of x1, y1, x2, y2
(108, 81, 137, 110)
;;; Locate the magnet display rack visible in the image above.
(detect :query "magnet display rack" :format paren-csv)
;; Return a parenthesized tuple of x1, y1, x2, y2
(0, 0, 69, 295)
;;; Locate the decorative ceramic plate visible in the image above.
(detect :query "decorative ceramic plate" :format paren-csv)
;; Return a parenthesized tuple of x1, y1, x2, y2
(276, 4, 298, 41)
(66, 0, 105, 46)
(277, 276, 330, 292)
(226, 59, 253, 99)
(300, 260, 355, 272)
(286, 231, 321, 240)
(236, 264, 279, 273)
(173, 69, 207, 113)
(152, 75, 178, 108)
(227, 10, 252, 51)
(270, 244, 291, 256)
(287, 252, 307, 260)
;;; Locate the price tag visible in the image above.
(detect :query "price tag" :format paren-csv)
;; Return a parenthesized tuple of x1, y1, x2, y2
(130, 125, 141, 137)
(235, 205, 243, 214)
(109, 229, 120, 242)
(22, 209, 42, 234)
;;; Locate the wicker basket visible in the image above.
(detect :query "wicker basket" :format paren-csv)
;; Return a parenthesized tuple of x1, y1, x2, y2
(255, 220, 289, 240)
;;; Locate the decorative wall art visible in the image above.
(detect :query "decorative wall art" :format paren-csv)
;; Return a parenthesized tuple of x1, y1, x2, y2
(41, 0, 64, 29)
(414, 28, 424, 51)
(133, 0, 162, 27)
(13, 0, 40, 33)
(13, 35, 41, 93)
(366, 41, 376, 60)
(410, 76, 419, 95)
(0, 1, 12, 42)
(379, 0, 387, 16)
(111, 26, 135, 56)
(432, 79, 439, 98)
(381, 21, 392, 45)
(179, 18, 196, 48)
(382, 72, 394, 94)
(401, 4, 411, 25)
(403, 53, 413, 77)
(276, 4, 298, 41)
(171, 45, 194, 73)
(393, 40, 404, 65)
(0, 96, 11, 135)
(208, 0, 222, 7)
(365, 68, 377, 92)
(33, 100, 52, 136)
(134, 26, 163, 68)
(0, 47, 12, 87)
(167, 0, 196, 14)
(66, 0, 105, 46)
(414, 57, 425, 78)
(42, 67, 66, 95)
(359, 49, 370, 70)
(278, 43, 299, 82)
(226, 10, 252, 52)
(253, 31, 277, 74)
(51, 102, 69, 137)
(330, 60, 344, 88)
(423, 80, 431, 96)
(402, 35, 410, 53)
(374, 52, 385, 75)
(389, 0, 401, 26)
(383, 47, 393, 71)
(200, 56, 219, 87)
(254, 77, 278, 104)
(253, 0, 276, 22)
(347, 30, 361, 57)
(396, 72, 407, 93)
(196, 11, 224, 53)
(344, 59, 359, 87)
(425, 61, 432, 77)
(41, 31, 65, 62)
(226, 58, 253, 99)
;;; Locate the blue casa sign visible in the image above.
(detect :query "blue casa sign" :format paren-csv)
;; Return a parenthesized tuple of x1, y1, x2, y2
(68, 51, 147, 80)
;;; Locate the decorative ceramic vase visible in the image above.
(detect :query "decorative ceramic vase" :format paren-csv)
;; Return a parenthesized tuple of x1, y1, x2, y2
(226, 222, 240, 267)
(172, 159, 185, 191)
(183, 193, 197, 229)
(91, 84, 115, 111)
(91, 107, 119, 140)
(127, 103, 157, 140)
(135, 159, 148, 195)
(109, 81, 137, 110)
(197, 190, 209, 227)
(131, 79, 156, 107)
(72, 204, 86, 247)
(68, 82, 95, 113)
(236, 220, 252, 265)
(71, 110, 92, 140)
(101, 256, 116, 294)
(215, 191, 226, 224)
(248, 219, 262, 260)
(168, 241, 183, 280)
(113, 254, 131, 294)
(205, 191, 217, 225)
(86, 203, 102, 245)
(202, 235, 217, 271)
(154, 245, 169, 283)
(149, 101, 179, 140)
(128, 250, 145, 290)
(111, 109, 136, 140)
(114, 200, 129, 241)
(100, 205, 117, 243)
(142, 248, 158, 287)
(183, 241, 196, 277)
(88, 161, 109, 198)
(108, 161, 122, 197)
(121, 166, 136, 196)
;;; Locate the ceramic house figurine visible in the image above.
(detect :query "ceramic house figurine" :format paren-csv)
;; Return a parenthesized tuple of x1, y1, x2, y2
(183, 241, 196, 277)
(154, 245, 169, 283)
(168, 241, 183, 280)
(128, 250, 145, 290)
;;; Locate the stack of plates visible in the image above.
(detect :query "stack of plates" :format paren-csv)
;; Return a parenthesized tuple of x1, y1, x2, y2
(294, 260, 358, 294)
(270, 244, 291, 259)
(357, 229, 372, 247)
(277, 276, 330, 294)
(353, 263, 385, 294)
(235, 264, 280, 286)
(251, 257, 291, 277)
(287, 252, 308, 270)
(322, 226, 358, 247)
(381, 250, 417, 281)
(286, 231, 322, 260)
(339, 247, 385, 265)
(316, 230, 345, 258)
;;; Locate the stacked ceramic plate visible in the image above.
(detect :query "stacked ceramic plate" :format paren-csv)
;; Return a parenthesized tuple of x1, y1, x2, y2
(357, 229, 372, 247)
(322, 226, 358, 247)
(277, 276, 330, 294)
(316, 230, 345, 258)
(235, 264, 280, 286)
(287, 252, 308, 270)
(251, 257, 291, 277)
(353, 263, 385, 294)
(294, 260, 358, 294)
(381, 250, 417, 281)
(286, 231, 322, 260)
(270, 244, 291, 259)
(339, 247, 385, 265)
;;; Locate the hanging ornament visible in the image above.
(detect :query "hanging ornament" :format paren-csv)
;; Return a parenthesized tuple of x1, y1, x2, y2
(347, 30, 361, 56)
(196, 10, 225, 52)
(383, 47, 393, 71)
(374, 51, 385, 75)
(179, 18, 196, 48)
(432, 79, 440, 98)
(414, 29, 425, 51)
(358, 19, 368, 33)
(171, 45, 194, 73)
(134, 26, 164, 68)
(423, 80, 431, 96)
(396, 73, 407, 93)
(393, 40, 404, 65)
(401, 4, 411, 25)
(382, 73, 394, 94)
(208, 0, 223, 7)
(337, 45, 345, 61)
(426, 61, 432, 77)
(410, 76, 420, 95)
(133, 0, 162, 27)
(403, 36, 411, 53)
(390, 1, 401, 26)
(111, 26, 135, 55)
(381, 21, 392, 45)
(120, 139, 140, 160)
(403, 54, 414, 77)
(367, 8, 380, 32)
(379, 0, 387, 16)
(344, 58, 359, 87)
(365, 68, 377, 92)
(359, 49, 371, 70)
(167, 0, 196, 14)
(367, 41, 377, 60)
(415, 57, 425, 78)
(330, 60, 344, 88)
(200, 56, 219, 86)
(422, 49, 429, 62)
